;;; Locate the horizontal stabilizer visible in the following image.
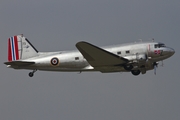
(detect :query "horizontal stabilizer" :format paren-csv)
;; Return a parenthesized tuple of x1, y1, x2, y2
(4, 61, 35, 66)
(76, 41, 129, 67)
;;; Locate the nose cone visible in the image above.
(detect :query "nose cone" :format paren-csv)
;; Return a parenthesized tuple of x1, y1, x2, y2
(163, 47, 175, 57)
(169, 48, 175, 56)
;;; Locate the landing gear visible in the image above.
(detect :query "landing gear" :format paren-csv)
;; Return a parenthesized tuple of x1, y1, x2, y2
(124, 65, 133, 71)
(29, 69, 37, 77)
(131, 70, 141, 76)
(29, 72, 34, 77)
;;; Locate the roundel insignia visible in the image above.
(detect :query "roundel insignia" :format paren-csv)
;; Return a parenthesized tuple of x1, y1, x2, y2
(51, 57, 59, 66)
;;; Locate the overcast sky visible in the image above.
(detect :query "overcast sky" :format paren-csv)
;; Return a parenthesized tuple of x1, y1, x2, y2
(0, 0, 180, 120)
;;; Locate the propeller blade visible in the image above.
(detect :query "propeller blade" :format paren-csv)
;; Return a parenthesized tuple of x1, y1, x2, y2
(161, 61, 164, 67)
(154, 65, 156, 75)
(153, 62, 158, 75)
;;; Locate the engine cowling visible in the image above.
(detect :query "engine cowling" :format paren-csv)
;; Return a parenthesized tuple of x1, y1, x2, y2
(124, 53, 147, 64)
(123, 54, 148, 71)
(136, 54, 147, 64)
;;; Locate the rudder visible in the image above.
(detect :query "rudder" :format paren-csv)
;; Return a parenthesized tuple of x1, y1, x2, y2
(8, 35, 38, 61)
(8, 36, 20, 61)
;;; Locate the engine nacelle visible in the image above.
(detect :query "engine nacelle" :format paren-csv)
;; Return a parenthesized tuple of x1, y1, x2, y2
(124, 54, 147, 64)
(136, 54, 147, 63)
(123, 54, 148, 72)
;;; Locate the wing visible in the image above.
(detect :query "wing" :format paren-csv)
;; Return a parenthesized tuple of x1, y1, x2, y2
(4, 61, 35, 66)
(76, 41, 129, 67)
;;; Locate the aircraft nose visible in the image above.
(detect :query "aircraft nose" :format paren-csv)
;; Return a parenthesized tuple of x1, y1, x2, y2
(169, 48, 175, 55)
(164, 47, 175, 56)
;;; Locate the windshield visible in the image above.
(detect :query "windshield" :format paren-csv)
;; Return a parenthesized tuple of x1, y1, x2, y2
(154, 44, 166, 48)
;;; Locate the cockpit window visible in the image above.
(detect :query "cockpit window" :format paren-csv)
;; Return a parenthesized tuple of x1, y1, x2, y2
(154, 44, 166, 48)
(160, 44, 166, 47)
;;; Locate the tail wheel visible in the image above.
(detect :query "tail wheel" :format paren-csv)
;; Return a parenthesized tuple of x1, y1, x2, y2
(29, 72, 34, 77)
(131, 70, 141, 76)
(28, 69, 37, 77)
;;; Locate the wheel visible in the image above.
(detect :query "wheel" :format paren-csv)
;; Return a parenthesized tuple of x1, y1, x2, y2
(29, 72, 34, 77)
(131, 70, 141, 76)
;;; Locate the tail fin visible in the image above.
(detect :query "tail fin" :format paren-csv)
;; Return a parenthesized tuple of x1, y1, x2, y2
(8, 36, 20, 61)
(8, 35, 38, 61)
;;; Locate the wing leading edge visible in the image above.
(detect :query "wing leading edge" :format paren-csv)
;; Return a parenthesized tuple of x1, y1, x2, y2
(76, 41, 129, 68)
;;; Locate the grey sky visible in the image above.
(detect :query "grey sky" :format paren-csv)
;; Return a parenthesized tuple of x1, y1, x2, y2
(0, 0, 180, 120)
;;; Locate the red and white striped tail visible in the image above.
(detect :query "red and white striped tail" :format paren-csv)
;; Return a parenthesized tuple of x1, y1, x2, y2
(8, 36, 20, 61)
(7, 35, 38, 61)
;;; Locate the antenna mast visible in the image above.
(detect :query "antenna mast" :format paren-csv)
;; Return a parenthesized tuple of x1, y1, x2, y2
(152, 38, 154, 42)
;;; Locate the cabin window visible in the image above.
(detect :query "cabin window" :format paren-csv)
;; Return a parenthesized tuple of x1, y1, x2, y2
(126, 50, 130, 54)
(117, 51, 121, 55)
(75, 57, 79, 60)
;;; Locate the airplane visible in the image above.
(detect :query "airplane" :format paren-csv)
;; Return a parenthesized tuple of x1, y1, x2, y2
(4, 34, 175, 77)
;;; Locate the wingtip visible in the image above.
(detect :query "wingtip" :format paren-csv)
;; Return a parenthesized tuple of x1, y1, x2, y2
(76, 41, 88, 47)
(76, 41, 87, 44)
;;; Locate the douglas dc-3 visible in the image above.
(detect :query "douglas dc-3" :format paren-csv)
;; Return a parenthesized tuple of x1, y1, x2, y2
(4, 35, 175, 77)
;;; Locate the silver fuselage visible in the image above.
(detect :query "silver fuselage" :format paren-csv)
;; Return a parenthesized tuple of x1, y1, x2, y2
(10, 41, 174, 73)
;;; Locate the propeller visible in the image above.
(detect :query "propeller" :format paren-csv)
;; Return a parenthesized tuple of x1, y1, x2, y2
(153, 62, 159, 75)
(160, 61, 164, 67)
